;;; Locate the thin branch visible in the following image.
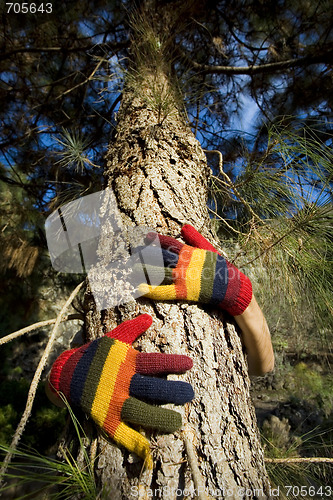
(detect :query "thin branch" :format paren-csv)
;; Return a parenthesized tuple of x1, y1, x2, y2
(0, 281, 85, 485)
(216, 7, 271, 54)
(207, 207, 242, 236)
(226, 26, 269, 54)
(183, 425, 211, 500)
(56, 58, 104, 99)
(244, 222, 300, 265)
(0, 314, 83, 346)
(0, 41, 130, 61)
(205, 149, 243, 235)
(265, 457, 333, 464)
(204, 149, 263, 225)
(181, 46, 333, 75)
(204, 149, 269, 248)
(203, 149, 223, 173)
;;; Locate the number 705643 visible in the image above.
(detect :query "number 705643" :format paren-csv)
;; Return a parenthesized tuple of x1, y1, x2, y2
(6, 3, 53, 14)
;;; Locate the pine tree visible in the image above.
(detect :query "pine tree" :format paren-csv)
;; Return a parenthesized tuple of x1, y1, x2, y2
(71, 4, 271, 496)
(1, 0, 333, 496)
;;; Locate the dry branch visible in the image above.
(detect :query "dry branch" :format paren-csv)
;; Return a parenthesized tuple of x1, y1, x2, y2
(183, 425, 211, 500)
(0, 281, 84, 485)
(181, 47, 333, 75)
(265, 457, 333, 464)
(0, 314, 83, 346)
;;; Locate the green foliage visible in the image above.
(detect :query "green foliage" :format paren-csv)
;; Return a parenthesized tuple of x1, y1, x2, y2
(124, 9, 185, 123)
(213, 120, 333, 340)
(262, 417, 315, 499)
(293, 362, 323, 396)
(54, 129, 97, 174)
(0, 176, 42, 276)
(0, 377, 66, 452)
(0, 402, 98, 499)
(286, 363, 333, 413)
(0, 172, 51, 334)
(261, 413, 333, 500)
(0, 405, 17, 446)
(262, 416, 302, 459)
(266, 462, 325, 500)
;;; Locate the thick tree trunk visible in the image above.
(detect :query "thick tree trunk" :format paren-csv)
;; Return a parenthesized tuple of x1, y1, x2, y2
(81, 4, 271, 499)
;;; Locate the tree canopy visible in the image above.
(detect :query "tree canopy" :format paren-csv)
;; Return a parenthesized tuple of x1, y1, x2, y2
(0, 0, 332, 328)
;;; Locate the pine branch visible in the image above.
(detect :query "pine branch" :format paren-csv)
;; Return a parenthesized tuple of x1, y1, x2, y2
(208, 206, 243, 235)
(0, 41, 130, 61)
(0, 281, 84, 485)
(56, 59, 104, 99)
(244, 223, 298, 265)
(205, 149, 264, 226)
(180, 46, 333, 75)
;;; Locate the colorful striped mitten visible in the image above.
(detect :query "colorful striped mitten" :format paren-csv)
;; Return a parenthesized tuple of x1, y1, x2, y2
(138, 225, 252, 316)
(47, 314, 194, 468)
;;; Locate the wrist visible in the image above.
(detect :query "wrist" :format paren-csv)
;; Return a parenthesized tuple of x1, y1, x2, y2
(219, 263, 253, 316)
(234, 295, 275, 375)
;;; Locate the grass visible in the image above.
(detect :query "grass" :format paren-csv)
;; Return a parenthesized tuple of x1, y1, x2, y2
(0, 397, 98, 500)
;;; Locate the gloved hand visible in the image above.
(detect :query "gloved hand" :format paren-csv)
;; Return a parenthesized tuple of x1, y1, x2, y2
(138, 224, 252, 316)
(47, 314, 194, 468)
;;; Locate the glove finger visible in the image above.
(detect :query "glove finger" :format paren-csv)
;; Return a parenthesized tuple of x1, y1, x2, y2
(134, 264, 174, 285)
(134, 245, 179, 268)
(162, 249, 179, 267)
(121, 397, 183, 433)
(145, 232, 184, 255)
(111, 421, 153, 468)
(129, 374, 194, 404)
(138, 283, 177, 301)
(181, 224, 219, 254)
(106, 314, 153, 344)
(136, 352, 193, 375)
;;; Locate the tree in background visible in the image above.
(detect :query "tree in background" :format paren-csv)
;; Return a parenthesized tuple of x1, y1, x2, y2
(1, 0, 332, 213)
(0, 0, 332, 497)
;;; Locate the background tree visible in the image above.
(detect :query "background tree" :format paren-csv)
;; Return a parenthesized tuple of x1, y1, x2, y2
(0, 0, 332, 498)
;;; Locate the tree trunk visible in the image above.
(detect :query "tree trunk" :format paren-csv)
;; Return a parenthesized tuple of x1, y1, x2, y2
(81, 3, 271, 499)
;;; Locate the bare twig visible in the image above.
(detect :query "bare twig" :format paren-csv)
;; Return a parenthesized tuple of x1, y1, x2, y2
(210, 174, 229, 189)
(204, 149, 264, 226)
(207, 207, 242, 236)
(244, 223, 299, 265)
(0, 41, 130, 61)
(203, 149, 223, 174)
(265, 457, 333, 464)
(183, 425, 211, 500)
(0, 314, 83, 346)
(0, 281, 85, 485)
(181, 46, 333, 75)
(57, 59, 104, 99)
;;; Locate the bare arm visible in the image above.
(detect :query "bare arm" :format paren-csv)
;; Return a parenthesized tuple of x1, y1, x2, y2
(234, 295, 275, 376)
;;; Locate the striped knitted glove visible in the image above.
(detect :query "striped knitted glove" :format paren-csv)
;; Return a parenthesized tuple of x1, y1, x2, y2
(138, 225, 252, 316)
(47, 314, 194, 468)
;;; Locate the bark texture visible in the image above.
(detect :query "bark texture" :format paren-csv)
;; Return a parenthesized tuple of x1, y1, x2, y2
(81, 3, 271, 498)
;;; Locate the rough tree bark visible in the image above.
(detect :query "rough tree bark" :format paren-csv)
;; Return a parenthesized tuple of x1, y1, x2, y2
(78, 3, 271, 499)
